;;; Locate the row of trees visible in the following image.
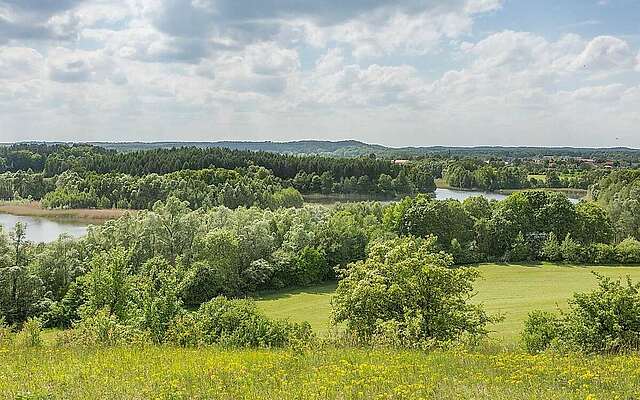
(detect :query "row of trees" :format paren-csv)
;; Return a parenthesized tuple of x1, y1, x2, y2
(384, 190, 629, 264)
(0, 199, 382, 325)
(442, 159, 608, 191)
(41, 167, 304, 210)
(591, 169, 640, 242)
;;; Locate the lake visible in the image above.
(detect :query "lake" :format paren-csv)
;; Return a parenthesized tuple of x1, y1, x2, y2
(0, 188, 582, 243)
(305, 188, 582, 205)
(0, 213, 89, 243)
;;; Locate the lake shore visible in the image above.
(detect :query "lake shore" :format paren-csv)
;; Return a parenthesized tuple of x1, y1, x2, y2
(496, 187, 588, 198)
(0, 201, 129, 223)
(435, 178, 588, 199)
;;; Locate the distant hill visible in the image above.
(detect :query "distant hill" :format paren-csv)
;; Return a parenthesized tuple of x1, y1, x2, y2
(7, 140, 640, 160)
(89, 140, 388, 157)
(87, 140, 640, 160)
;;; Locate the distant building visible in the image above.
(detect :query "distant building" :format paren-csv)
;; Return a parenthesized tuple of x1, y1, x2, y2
(393, 160, 410, 165)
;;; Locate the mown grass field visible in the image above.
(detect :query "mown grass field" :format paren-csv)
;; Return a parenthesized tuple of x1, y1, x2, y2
(257, 263, 640, 342)
(1, 346, 639, 399)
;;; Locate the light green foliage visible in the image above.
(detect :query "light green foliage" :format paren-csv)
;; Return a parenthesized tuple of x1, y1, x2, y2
(615, 237, 640, 263)
(133, 257, 185, 343)
(82, 247, 133, 321)
(0, 316, 13, 347)
(167, 296, 313, 348)
(15, 317, 42, 348)
(521, 311, 559, 354)
(332, 237, 494, 345)
(574, 201, 614, 244)
(560, 233, 582, 263)
(462, 196, 493, 220)
(186, 229, 241, 303)
(399, 195, 474, 251)
(0, 223, 42, 324)
(31, 235, 83, 301)
(58, 309, 148, 347)
(540, 232, 562, 261)
(523, 274, 640, 353)
(269, 187, 304, 209)
(509, 231, 531, 262)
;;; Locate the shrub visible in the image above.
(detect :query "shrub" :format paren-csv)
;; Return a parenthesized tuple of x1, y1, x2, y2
(15, 318, 42, 348)
(561, 233, 583, 263)
(540, 232, 562, 261)
(521, 274, 640, 354)
(0, 317, 13, 347)
(562, 274, 640, 353)
(615, 238, 640, 264)
(521, 311, 559, 354)
(166, 313, 203, 347)
(332, 236, 496, 346)
(589, 243, 616, 264)
(58, 309, 149, 347)
(167, 297, 313, 348)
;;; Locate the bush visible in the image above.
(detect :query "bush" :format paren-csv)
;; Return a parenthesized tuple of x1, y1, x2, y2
(167, 297, 313, 348)
(15, 318, 43, 348)
(562, 274, 640, 353)
(540, 232, 562, 261)
(509, 231, 531, 262)
(561, 233, 583, 263)
(615, 238, 640, 264)
(0, 317, 13, 347)
(522, 274, 640, 354)
(521, 311, 559, 354)
(332, 236, 496, 347)
(589, 243, 616, 264)
(57, 309, 149, 347)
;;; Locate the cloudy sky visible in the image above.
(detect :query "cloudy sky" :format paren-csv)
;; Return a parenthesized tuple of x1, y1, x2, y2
(1, 0, 639, 147)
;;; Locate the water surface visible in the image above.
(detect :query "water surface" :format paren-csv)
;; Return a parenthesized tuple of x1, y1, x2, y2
(0, 213, 89, 243)
(305, 188, 581, 205)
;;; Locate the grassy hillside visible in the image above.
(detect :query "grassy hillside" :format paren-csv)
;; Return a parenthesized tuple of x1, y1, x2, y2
(257, 263, 640, 341)
(2, 347, 639, 399)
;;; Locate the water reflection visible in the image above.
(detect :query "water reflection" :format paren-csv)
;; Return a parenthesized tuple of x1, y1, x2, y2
(305, 188, 582, 205)
(0, 213, 88, 243)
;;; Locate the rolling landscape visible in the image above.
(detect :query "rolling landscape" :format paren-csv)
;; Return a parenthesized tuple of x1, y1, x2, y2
(2, 0, 640, 398)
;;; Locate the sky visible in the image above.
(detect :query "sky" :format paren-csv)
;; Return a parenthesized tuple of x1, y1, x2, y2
(1, 0, 639, 147)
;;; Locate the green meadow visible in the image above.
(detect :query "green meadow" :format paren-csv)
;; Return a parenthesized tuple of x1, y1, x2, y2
(2, 263, 640, 399)
(257, 263, 640, 342)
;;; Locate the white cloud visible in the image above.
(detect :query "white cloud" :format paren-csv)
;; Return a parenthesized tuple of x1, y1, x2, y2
(570, 36, 636, 75)
(0, 0, 639, 146)
(0, 46, 44, 79)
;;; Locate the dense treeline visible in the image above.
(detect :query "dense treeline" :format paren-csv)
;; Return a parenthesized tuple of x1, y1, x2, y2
(92, 140, 640, 161)
(591, 169, 640, 242)
(40, 167, 304, 210)
(0, 144, 436, 204)
(2, 189, 639, 327)
(384, 191, 639, 265)
(441, 158, 609, 191)
(0, 199, 382, 326)
(0, 144, 401, 181)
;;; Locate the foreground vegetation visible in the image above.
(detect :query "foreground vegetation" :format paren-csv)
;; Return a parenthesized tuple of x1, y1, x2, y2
(1, 346, 638, 399)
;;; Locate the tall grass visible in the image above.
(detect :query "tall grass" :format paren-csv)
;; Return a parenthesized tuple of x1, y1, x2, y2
(0, 346, 638, 399)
